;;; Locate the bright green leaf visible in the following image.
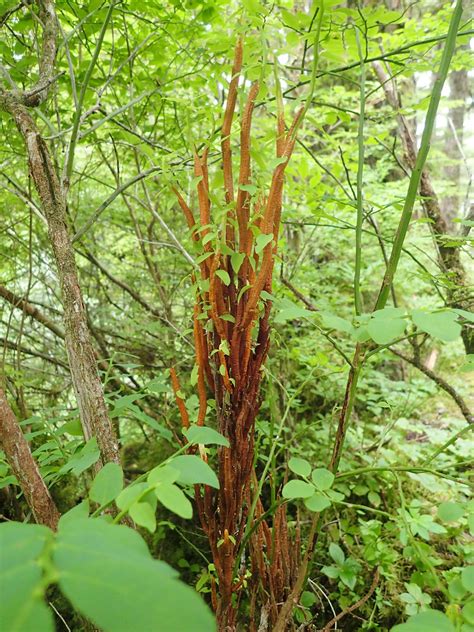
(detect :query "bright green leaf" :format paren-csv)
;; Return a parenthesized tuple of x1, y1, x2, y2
(329, 543, 345, 565)
(391, 609, 456, 632)
(411, 310, 461, 342)
(311, 468, 335, 491)
(129, 502, 156, 533)
(89, 463, 124, 506)
(255, 233, 273, 255)
(215, 269, 231, 286)
(304, 493, 331, 512)
(288, 457, 311, 478)
(54, 519, 213, 631)
(170, 455, 219, 489)
(282, 480, 315, 499)
(185, 425, 230, 447)
(0, 522, 54, 632)
(438, 501, 464, 523)
(155, 483, 193, 519)
(462, 567, 474, 593)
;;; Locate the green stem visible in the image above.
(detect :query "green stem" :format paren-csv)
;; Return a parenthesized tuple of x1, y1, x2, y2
(62, 1, 117, 187)
(375, 0, 464, 310)
(423, 424, 474, 465)
(354, 25, 365, 315)
(336, 465, 469, 486)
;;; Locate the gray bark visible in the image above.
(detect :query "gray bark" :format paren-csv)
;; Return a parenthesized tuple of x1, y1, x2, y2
(0, 387, 60, 529)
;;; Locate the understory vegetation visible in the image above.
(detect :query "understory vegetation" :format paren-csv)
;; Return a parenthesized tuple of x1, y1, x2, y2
(0, 0, 472, 630)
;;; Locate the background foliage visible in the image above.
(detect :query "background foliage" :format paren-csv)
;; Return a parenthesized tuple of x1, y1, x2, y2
(0, 0, 472, 630)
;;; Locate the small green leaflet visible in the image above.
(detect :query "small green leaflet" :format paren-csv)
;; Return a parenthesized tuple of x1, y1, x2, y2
(288, 457, 311, 478)
(437, 501, 464, 523)
(154, 483, 193, 519)
(311, 468, 334, 491)
(59, 438, 100, 476)
(89, 463, 124, 506)
(305, 493, 331, 512)
(116, 482, 149, 512)
(329, 543, 345, 565)
(185, 425, 230, 447)
(461, 566, 474, 592)
(274, 303, 312, 324)
(148, 465, 180, 486)
(255, 233, 273, 255)
(411, 309, 461, 342)
(215, 269, 231, 286)
(239, 183, 257, 195)
(282, 480, 314, 499)
(0, 523, 54, 632)
(59, 500, 90, 528)
(319, 312, 354, 334)
(129, 502, 156, 533)
(367, 308, 406, 345)
(230, 252, 245, 274)
(391, 609, 456, 632)
(170, 455, 219, 489)
(453, 308, 474, 323)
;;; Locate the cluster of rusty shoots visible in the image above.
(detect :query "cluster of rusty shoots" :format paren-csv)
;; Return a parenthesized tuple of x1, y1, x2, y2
(171, 40, 303, 630)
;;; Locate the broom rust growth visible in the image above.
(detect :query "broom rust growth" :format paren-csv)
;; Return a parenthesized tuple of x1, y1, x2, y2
(171, 40, 303, 630)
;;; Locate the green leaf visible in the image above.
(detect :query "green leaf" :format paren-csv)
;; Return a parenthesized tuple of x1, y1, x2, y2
(61, 419, 83, 436)
(311, 468, 335, 491)
(453, 309, 474, 323)
(462, 567, 474, 593)
(185, 425, 230, 447)
(367, 309, 406, 344)
(155, 483, 193, 519)
(304, 493, 331, 512)
(321, 564, 339, 579)
(215, 269, 231, 286)
(320, 312, 354, 334)
(437, 501, 464, 523)
(0, 522, 54, 632)
(288, 457, 311, 478)
(148, 465, 180, 486)
(60, 438, 100, 476)
(411, 310, 461, 342)
(239, 183, 257, 195)
(274, 304, 312, 324)
(129, 502, 156, 533)
(282, 480, 315, 499)
(340, 568, 357, 589)
(170, 455, 219, 489)
(59, 500, 90, 528)
(230, 253, 245, 274)
(89, 463, 124, 506)
(329, 543, 345, 565)
(255, 233, 273, 255)
(391, 609, 456, 632)
(55, 519, 214, 631)
(116, 482, 149, 512)
(449, 577, 467, 600)
(463, 600, 474, 625)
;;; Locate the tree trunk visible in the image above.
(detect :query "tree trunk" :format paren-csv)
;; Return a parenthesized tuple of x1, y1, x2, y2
(0, 97, 120, 465)
(441, 67, 468, 227)
(0, 387, 60, 530)
(373, 61, 474, 354)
